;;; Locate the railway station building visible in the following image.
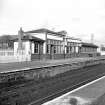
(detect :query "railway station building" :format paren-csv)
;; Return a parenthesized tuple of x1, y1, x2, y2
(25, 28, 83, 59)
(0, 28, 100, 63)
(25, 28, 65, 60)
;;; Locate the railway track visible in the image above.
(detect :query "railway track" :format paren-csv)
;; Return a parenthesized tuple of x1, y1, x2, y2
(29, 73, 105, 105)
(28, 64, 105, 105)
(0, 64, 99, 93)
(0, 63, 105, 105)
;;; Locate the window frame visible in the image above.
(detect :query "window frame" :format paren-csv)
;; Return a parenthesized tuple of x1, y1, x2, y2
(34, 42, 39, 54)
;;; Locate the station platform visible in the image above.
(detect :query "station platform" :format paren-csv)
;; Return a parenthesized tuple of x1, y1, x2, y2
(0, 57, 95, 73)
(1, 56, 105, 105)
(43, 75, 105, 105)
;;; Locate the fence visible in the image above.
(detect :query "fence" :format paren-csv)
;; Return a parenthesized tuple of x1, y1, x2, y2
(0, 50, 14, 56)
(0, 50, 29, 63)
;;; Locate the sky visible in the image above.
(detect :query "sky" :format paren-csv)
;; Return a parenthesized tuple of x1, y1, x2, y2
(0, 0, 105, 45)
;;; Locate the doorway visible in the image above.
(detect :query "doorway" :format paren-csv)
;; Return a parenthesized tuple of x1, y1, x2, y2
(50, 45, 54, 59)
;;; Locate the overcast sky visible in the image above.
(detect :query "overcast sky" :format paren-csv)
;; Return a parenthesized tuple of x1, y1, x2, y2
(0, 0, 105, 45)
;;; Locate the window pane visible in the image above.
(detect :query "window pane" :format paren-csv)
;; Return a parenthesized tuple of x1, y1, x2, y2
(54, 46, 56, 54)
(34, 43, 39, 54)
(66, 47, 69, 54)
(47, 45, 50, 54)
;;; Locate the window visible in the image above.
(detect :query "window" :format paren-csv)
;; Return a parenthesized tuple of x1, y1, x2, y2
(66, 47, 69, 54)
(101, 47, 105, 51)
(0, 41, 14, 49)
(68, 42, 70, 46)
(54, 46, 56, 54)
(47, 39, 50, 44)
(61, 46, 63, 54)
(21, 42, 25, 50)
(32, 43, 34, 54)
(46, 39, 64, 54)
(57, 46, 61, 54)
(47, 45, 50, 54)
(72, 47, 75, 53)
(34, 43, 39, 54)
(70, 46, 72, 52)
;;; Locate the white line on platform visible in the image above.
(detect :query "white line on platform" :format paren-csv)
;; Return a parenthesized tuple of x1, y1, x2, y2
(42, 75, 105, 105)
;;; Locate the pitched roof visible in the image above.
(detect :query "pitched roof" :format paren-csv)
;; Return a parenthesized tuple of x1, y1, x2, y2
(22, 34, 44, 42)
(65, 36, 82, 41)
(82, 42, 98, 48)
(25, 28, 65, 37)
(0, 35, 17, 42)
(0, 34, 44, 42)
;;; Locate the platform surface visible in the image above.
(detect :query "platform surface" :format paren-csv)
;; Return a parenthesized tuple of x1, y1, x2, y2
(0, 57, 94, 73)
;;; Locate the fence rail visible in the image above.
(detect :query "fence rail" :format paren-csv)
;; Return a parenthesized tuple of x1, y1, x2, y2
(0, 50, 14, 56)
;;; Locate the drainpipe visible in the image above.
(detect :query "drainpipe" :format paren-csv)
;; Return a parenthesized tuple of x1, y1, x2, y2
(63, 36, 65, 59)
(44, 31, 47, 60)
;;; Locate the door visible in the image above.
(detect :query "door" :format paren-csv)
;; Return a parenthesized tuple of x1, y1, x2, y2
(50, 45, 54, 59)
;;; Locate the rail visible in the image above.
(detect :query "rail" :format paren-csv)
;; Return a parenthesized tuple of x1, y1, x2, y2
(28, 73, 105, 105)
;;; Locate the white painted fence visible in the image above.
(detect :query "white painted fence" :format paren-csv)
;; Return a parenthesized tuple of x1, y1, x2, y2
(0, 50, 31, 63)
(0, 50, 16, 63)
(0, 50, 14, 56)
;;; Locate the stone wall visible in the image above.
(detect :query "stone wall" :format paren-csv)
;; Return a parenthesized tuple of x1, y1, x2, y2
(0, 58, 105, 83)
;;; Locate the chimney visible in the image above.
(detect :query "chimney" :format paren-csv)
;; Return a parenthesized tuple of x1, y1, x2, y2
(18, 27, 24, 50)
(91, 33, 94, 44)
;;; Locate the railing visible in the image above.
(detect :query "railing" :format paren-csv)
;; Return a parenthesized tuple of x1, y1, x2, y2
(0, 50, 14, 56)
(17, 50, 26, 55)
